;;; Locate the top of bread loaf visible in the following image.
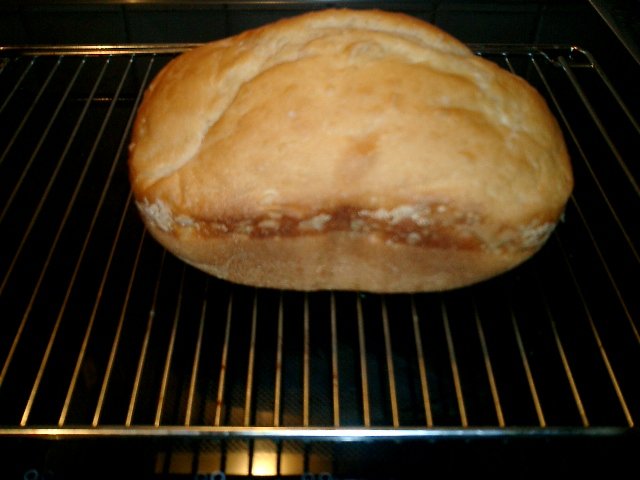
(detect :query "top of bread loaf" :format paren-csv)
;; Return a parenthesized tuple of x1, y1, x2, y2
(129, 8, 572, 254)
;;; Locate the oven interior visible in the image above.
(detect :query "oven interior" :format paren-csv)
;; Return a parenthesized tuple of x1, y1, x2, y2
(1, 0, 639, 477)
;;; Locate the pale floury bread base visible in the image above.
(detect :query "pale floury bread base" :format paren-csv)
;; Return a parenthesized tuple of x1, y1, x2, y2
(143, 224, 545, 292)
(128, 9, 573, 292)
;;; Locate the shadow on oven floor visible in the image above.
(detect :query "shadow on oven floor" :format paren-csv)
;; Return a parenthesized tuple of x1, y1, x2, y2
(3, 436, 638, 479)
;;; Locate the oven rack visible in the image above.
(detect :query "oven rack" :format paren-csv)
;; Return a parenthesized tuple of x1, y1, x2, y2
(0, 45, 638, 448)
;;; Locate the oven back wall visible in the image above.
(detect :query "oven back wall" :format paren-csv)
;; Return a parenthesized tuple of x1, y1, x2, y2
(0, 1, 622, 46)
(2, 0, 636, 106)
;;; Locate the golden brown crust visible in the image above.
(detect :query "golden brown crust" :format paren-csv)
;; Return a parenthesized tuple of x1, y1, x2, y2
(128, 8, 573, 292)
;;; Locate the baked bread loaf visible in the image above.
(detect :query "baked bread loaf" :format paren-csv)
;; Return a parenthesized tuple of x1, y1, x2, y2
(128, 9, 573, 292)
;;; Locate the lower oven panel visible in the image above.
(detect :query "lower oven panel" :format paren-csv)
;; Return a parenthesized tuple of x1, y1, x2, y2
(0, 43, 639, 476)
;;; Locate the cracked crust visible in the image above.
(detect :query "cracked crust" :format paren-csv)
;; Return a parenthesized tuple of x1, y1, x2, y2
(128, 9, 573, 292)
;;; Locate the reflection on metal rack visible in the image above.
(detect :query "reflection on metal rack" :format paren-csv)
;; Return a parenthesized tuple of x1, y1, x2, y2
(0, 45, 639, 475)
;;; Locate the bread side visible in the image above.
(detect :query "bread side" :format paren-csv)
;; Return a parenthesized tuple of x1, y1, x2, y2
(128, 9, 573, 292)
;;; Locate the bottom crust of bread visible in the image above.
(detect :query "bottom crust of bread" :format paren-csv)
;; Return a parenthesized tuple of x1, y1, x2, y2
(145, 222, 538, 292)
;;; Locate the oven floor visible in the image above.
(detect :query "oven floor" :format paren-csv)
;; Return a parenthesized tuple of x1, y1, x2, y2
(4, 436, 638, 479)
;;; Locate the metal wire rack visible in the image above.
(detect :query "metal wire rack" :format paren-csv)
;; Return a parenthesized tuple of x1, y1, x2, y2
(0, 44, 639, 474)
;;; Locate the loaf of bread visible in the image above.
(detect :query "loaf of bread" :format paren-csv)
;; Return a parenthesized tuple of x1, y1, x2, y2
(128, 9, 573, 292)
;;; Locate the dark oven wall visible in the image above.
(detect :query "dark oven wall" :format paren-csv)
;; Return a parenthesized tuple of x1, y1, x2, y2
(0, 1, 632, 49)
(1, 0, 638, 97)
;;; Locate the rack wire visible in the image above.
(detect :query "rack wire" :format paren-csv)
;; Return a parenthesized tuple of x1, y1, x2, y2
(0, 46, 638, 465)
